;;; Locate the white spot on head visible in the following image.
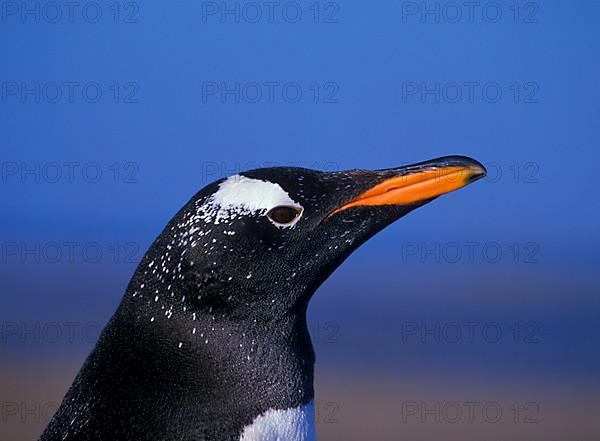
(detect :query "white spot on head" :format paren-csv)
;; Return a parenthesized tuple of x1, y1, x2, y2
(206, 175, 304, 228)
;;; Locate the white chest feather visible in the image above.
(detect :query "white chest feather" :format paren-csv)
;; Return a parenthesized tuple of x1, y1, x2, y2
(239, 401, 316, 441)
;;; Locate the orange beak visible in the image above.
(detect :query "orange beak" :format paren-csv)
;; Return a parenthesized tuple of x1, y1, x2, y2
(329, 156, 486, 216)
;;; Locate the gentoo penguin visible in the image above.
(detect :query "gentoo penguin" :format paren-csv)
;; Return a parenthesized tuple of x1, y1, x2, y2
(40, 156, 486, 441)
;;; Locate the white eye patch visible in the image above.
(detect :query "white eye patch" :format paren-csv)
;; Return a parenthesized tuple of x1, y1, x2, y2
(202, 175, 304, 228)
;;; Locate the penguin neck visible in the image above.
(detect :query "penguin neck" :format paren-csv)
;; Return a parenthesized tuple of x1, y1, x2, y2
(120, 284, 317, 415)
(47, 294, 316, 441)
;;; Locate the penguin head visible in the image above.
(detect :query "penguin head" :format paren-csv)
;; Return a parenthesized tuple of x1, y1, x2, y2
(130, 156, 486, 324)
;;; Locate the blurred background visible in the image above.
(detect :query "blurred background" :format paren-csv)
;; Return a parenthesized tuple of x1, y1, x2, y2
(1, 0, 599, 440)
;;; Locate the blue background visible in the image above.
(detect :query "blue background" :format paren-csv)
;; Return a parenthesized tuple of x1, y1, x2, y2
(1, 1, 599, 440)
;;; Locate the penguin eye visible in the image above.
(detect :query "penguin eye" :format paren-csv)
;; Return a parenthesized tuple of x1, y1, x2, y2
(266, 205, 302, 226)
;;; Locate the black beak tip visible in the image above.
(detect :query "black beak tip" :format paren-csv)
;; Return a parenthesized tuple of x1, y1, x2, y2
(436, 155, 487, 182)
